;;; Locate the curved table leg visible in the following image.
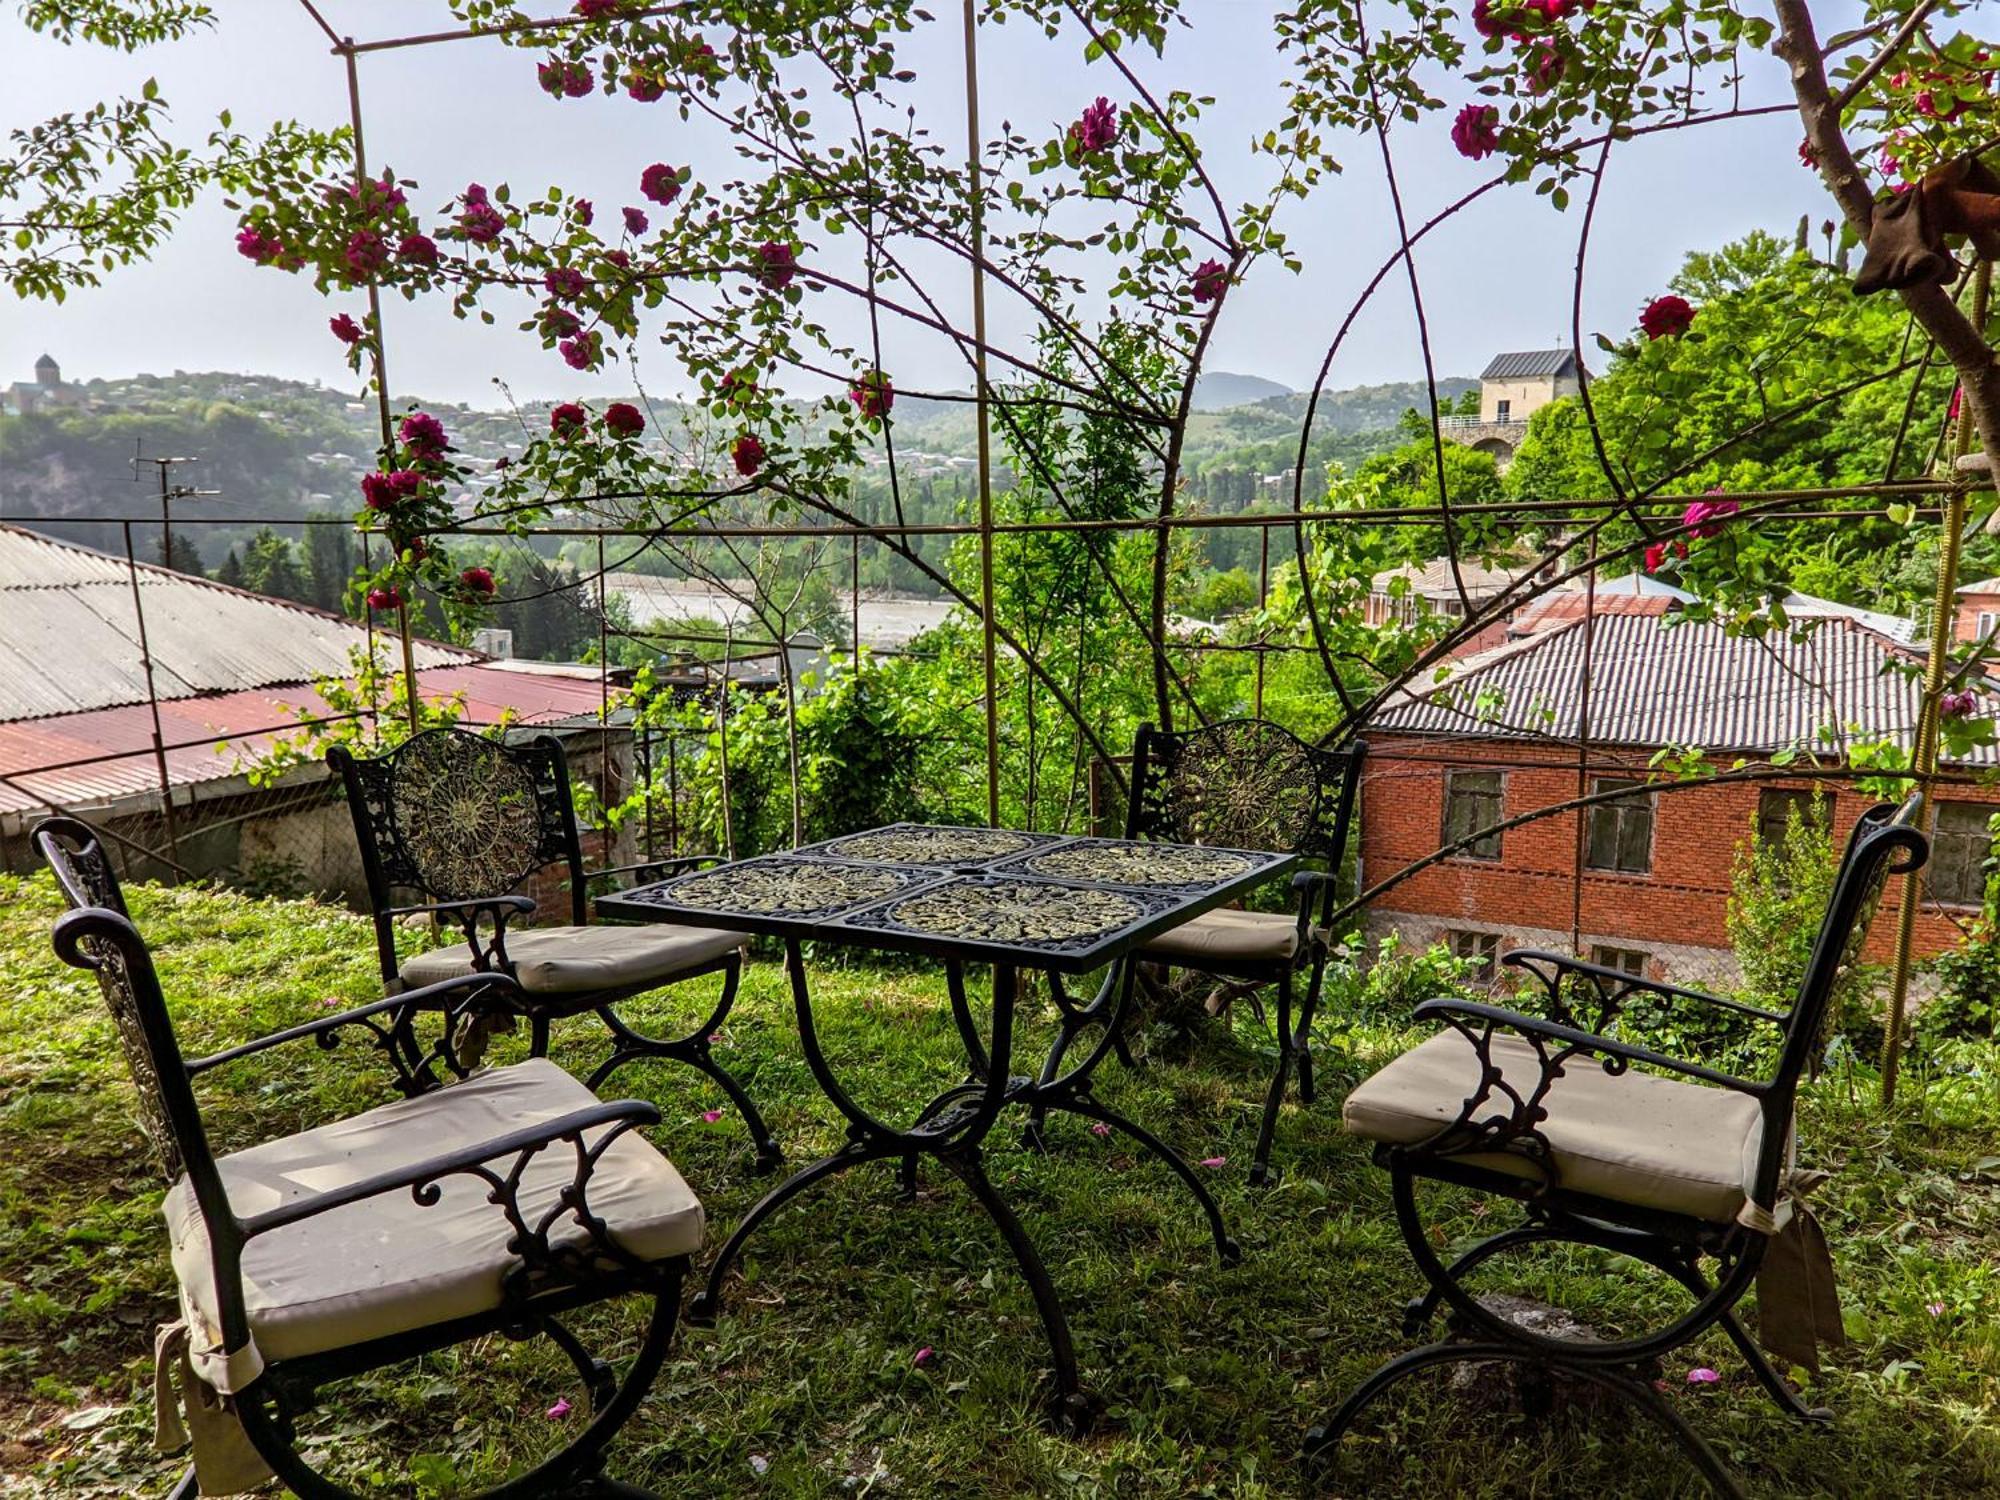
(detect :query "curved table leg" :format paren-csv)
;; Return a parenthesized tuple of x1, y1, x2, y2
(937, 1147, 1094, 1434)
(1052, 1093, 1239, 1266)
(687, 1142, 883, 1326)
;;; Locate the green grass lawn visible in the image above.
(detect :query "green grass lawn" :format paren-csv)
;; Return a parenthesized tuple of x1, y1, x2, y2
(2, 871, 1997, 1497)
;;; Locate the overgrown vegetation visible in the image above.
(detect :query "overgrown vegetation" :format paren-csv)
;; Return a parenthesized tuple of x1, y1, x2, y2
(2, 875, 1996, 1497)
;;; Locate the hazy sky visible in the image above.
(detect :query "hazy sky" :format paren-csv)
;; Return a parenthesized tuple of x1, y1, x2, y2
(1, 2, 1838, 408)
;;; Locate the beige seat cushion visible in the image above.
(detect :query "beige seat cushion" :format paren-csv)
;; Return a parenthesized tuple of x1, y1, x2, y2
(399, 922, 745, 995)
(1342, 1029, 1768, 1225)
(1138, 908, 1299, 967)
(164, 1058, 704, 1393)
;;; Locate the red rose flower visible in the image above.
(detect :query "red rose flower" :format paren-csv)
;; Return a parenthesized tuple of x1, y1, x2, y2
(457, 194, 506, 244)
(626, 70, 665, 102)
(1525, 44, 1566, 93)
(1682, 492, 1739, 538)
(640, 163, 684, 206)
(575, 0, 620, 16)
(551, 402, 590, 436)
(1798, 138, 1819, 170)
(604, 401, 646, 437)
(1451, 103, 1500, 160)
(365, 585, 403, 612)
(236, 226, 282, 264)
(754, 241, 797, 290)
(459, 566, 496, 596)
(850, 370, 894, 420)
(540, 305, 582, 339)
(344, 230, 389, 278)
(559, 331, 603, 371)
(329, 313, 364, 345)
(1191, 258, 1229, 305)
(623, 205, 650, 236)
(399, 411, 448, 457)
(398, 232, 439, 266)
(1471, 0, 1509, 38)
(1639, 294, 1695, 340)
(539, 58, 594, 98)
(732, 433, 765, 476)
(544, 265, 589, 300)
(1069, 97, 1118, 155)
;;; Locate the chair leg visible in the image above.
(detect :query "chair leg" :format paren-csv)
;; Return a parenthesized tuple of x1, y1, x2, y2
(1718, 1311, 1833, 1425)
(165, 1466, 198, 1500)
(1247, 970, 1294, 1188)
(1292, 962, 1325, 1107)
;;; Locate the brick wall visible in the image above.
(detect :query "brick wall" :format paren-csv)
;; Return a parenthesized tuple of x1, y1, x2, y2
(1358, 731, 1996, 985)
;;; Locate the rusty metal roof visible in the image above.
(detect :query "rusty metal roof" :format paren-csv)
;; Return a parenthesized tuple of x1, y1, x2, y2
(0, 524, 475, 721)
(1371, 603, 1997, 764)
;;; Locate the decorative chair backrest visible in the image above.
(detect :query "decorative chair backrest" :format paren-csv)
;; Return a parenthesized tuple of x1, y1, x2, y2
(1127, 720, 1365, 866)
(34, 818, 203, 1185)
(330, 728, 587, 926)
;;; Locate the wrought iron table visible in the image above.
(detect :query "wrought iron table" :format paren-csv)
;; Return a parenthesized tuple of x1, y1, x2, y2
(596, 822, 1296, 1430)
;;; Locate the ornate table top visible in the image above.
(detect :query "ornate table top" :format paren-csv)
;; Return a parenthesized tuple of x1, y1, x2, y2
(596, 822, 1296, 972)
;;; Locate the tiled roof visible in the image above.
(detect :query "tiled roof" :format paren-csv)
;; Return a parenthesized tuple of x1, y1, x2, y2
(1370, 602, 1993, 763)
(1479, 349, 1581, 381)
(0, 524, 475, 721)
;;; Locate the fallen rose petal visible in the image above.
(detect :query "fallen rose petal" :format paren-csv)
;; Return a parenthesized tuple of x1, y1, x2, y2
(1686, 1367, 1721, 1385)
(546, 1397, 572, 1418)
(1090, 1122, 1111, 1138)
(913, 1346, 935, 1367)
(701, 1108, 724, 1123)
(1199, 1156, 1227, 1168)
(1927, 1301, 1948, 1317)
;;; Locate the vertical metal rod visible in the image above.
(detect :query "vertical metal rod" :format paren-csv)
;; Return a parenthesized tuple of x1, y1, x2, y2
(1881, 258, 1991, 1104)
(851, 532, 861, 662)
(1254, 523, 1270, 718)
(1571, 546, 1598, 955)
(121, 521, 183, 876)
(598, 534, 613, 820)
(963, 0, 1000, 828)
(157, 461, 173, 573)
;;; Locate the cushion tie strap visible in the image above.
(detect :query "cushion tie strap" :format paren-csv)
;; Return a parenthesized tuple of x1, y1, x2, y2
(153, 1320, 274, 1496)
(1750, 1170, 1845, 1375)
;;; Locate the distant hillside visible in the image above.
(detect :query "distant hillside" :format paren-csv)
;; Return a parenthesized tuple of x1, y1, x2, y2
(1191, 371, 1293, 411)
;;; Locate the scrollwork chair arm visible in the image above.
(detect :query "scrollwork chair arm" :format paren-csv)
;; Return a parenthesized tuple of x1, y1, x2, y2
(383, 895, 538, 924)
(1502, 948, 1788, 1026)
(184, 973, 530, 1076)
(1411, 997, 1765, 1095)
(585, 856, 723, 891)
(237, 1097, 663, 1239)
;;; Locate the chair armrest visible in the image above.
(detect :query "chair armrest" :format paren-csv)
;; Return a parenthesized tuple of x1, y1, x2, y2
(1411, 997, 1764, 1095)
(585, 856, 723, 889)
(1502, 948, 1787, 1027)
(238, 1097, 663, 1239)
(384, 895, 538, 923)
(184, 973, 529, 1076)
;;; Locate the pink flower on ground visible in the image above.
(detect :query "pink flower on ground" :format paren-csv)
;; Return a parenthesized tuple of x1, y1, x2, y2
(708, 1032, 723, 1044)
(365, 585, 403, 611)
(1682, 493, 1739, 538)
(1069, 96, 1118, 155)
(850, 370, 894, 420)
(397, 232, 439, 266)
(1090, 1121, 1111, 1138)
(460, 566, 496, 597)
(912, 1347, 935, 1368)
(1927, 1301, 1949, 1316)
(753, 241, 797, 290)
(640, 163, 684, 206)
(399, 411, 448, 456)
(544, 265, 589, 300)
(626, 70, 666, 102)
(1451, 103, 1500, 160)
(1639, 294, 1695, 340)
(236, 226, 282, 264)
(560, 331, 603, 371)
(701, 1108, 724, 1124)
(550, 402, 589, 437)
(546, 1397, 572, 1419)
(329, 313, 364, 345)
(1686, 1367, 1721, 1385)
(604, 401, 646, 437)
(1191, 258, 1229, 305)
(623, 205, 650, 236)
(1199, 1156, 1227, 1169)
(732, 433, 765, 477)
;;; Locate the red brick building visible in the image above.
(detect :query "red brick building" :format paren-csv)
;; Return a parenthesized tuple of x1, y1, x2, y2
(1360, 592, 2000, 990)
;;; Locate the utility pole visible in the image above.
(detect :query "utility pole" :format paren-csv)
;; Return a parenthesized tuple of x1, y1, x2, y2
(134, 448, 218, 572)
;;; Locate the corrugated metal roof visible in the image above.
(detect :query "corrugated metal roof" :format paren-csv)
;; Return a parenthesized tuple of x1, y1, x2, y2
(1371, 606, 1998, 764)
(1479, 349, 1581, 381)
(0, 524, 476, 721)
(0, 663, 616, 816)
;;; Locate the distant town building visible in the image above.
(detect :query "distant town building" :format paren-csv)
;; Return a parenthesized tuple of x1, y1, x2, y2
(3, 353, 83, 417)
(1954, 576, 2000, 647)
(1437, 349, 1587, 470)
(1359, 589, 1999, 992)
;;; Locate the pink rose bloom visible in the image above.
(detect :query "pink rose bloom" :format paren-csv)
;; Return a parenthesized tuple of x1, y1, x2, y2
(459, 566, 496, 596)
(1451, 103, 1500, 160)
(732, 433, 765, 476)
(623, 205, 649, 235)
(640, 163, 684, 206)
(575, 0, 620, 15)
(344, 229, 389, 278)
(329, 313, 364, 345)
(1643, 540, 1667, 574)
(754, 240, 797, 289)
(458, 198, 506, 244)
(1191, 258, 1229, 305)
(398, 232, 439, 266)
(850, 370, 894, 419)
(544, 266, 589, 300)
(550, 401, 589, 436)
(538, 58, 594, 98)
(235, 226, 281, 263)
(626, 70, 666, 102)
(365, 585, 402, 611)
(559, 331, 603, 370)
(540, 305, 582, 339)
(1682, 493, 1739, 538)
(1526, 44, 1566, 93)
(604, 248, 631, 269)
(399, 411, 448, 457)
(1798, 138, 1819, 170)
(1472, 0, 1509, 38)
(1069, 96, 1118, 155)
(604, 401, 646, 437)
(912, 1347, 935, 1368)
(1941, 689, 1979, 719)
(573, 198, 594, 227)
(1639, 294, 1694, 340)
(360, 472, 397, 510)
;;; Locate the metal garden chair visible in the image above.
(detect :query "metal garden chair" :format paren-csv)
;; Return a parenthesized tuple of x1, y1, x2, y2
(37, 815, 702, 1499)
(1123, 719, 1366, 1186)
(329, 727, 781, 1173)
(1309, 796, 1926, 1497)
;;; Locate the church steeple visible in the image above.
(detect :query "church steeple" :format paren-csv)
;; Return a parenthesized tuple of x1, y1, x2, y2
(33, 353, 59, 386)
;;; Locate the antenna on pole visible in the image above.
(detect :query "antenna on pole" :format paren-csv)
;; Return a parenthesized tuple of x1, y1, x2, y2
(132, 445, 219, 572)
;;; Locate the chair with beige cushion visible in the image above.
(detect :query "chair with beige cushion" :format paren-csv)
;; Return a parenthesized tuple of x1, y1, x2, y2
(1123, 719, 1365, 1185)
(38, 815, 698, 1499)
(1306, 796, 1926, 1498)
(330, 728, 780, 1173)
